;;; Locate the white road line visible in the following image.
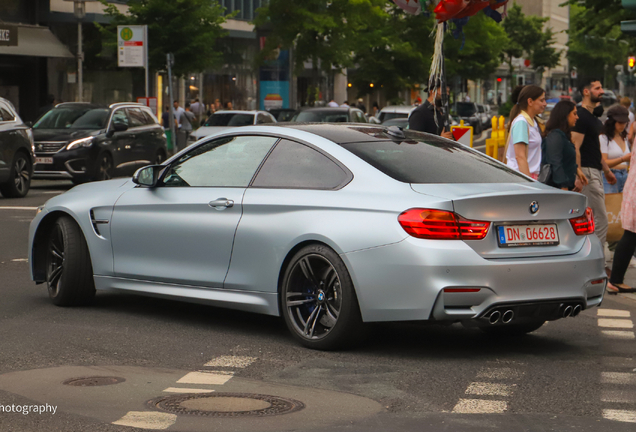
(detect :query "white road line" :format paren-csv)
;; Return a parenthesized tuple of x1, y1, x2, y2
(602, 330, 636, 339)
(603, 409, 636, 423)
(601, 390, 636, 403)
(10, 259, 28, 262)
(163, 387, 215, 393)
(0, 206, 38, 210)
(601, 372, 636, 385)
(204, 355, 257, 368)
(476, 368, 524, 380)
(598, 309, 631, 318)
(176, 371, 234, 385)
(112, 411, 177, 429)
(465, 382, 515, 397)
(598, 319, 634, 329)
(452, 399, 507, 414)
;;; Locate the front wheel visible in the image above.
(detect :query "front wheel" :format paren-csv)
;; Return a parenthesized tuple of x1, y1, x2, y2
(281, 244, 362, 350)
(0, 152, 31, 198)
(46, 216, 95, 306)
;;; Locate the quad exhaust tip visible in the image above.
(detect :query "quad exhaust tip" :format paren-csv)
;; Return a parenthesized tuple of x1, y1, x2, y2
(502, 310, 514, 324)
(562, 305, 573, 318)
(489, 310, 501, 325)
(572, 304, 582, 317)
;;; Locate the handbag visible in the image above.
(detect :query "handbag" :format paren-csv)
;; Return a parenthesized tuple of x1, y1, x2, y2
(537, 163, 552, 184)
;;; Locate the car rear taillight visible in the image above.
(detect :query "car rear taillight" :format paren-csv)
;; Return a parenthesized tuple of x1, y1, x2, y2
(569, 207, 595, 236)
(398, 209, 490, 240)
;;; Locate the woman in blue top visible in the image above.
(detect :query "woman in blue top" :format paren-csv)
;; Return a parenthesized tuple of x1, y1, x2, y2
(541, 100, 581, 191)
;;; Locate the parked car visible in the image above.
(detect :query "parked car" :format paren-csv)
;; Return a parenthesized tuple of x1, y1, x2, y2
(32, 102, 167, 184)
(452, 102, 483, 135)
(376, 105, 415, 123)
(476, 104, 492, 129)
(268, 108, 297, 122)
(29, 124, 605, 350)
(191, 110, 277, 142)
(291, 107, 367, 123)
(0, 97, 35, 198)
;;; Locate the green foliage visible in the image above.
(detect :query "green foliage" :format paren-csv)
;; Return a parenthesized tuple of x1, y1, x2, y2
(445, 12, 508, 81)
(97, 0, 230, 77)
(501, 4, 559, 76)
(567, 2, 633, 83)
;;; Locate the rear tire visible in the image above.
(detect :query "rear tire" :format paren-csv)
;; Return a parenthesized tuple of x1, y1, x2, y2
(0, 152, 31, 198)
(478, 319, 545, 337)
(46, 216, 95, 306)
(280, 244, 363, 350)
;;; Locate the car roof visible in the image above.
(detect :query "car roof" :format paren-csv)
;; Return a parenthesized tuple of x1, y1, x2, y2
(297, 107, 354, 112)
(379, 105, 414, 113)
(262, 123, 414, 144)
(212, 110, 268, 115)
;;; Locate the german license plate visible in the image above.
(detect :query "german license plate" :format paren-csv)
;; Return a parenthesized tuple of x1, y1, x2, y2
(35, 157, 53, 165)
(497, 224, 559, 247)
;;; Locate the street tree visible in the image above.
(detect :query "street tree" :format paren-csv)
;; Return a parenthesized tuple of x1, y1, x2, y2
(253, 0, 388, 90)
(97, 0, 229, 77)
(501, 4, 559, 79)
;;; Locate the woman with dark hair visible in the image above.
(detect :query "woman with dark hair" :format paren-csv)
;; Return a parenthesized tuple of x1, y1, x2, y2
(540, 100, 580, 191)
(505, 85, 547, 179)
(600, 105, 631, 193)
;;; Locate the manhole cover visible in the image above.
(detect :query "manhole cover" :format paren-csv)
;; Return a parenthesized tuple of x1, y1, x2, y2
(148, 393, 305, 417)
(63, 376, 126, 387)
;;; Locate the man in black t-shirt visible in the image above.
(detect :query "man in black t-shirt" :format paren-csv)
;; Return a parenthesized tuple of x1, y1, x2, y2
(409, 85, 453, 140)
(572, 78, 616, 264)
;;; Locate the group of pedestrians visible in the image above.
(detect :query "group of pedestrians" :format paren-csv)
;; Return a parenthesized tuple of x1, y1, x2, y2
(504, 79, 636, 294)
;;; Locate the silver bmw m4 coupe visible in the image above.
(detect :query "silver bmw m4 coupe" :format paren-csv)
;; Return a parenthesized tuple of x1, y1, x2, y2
(28, 124, 606, 350)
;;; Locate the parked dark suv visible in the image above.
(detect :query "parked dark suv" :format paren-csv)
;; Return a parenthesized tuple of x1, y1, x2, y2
(32, 102, 167, 184)
(0, 97, 35, 198)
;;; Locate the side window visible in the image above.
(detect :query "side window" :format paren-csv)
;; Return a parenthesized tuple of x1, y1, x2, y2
(112, 109, 129, 126)
(355, 110, 367, 123)
(142, 110, 157, 125)
(0, 103, 15, 122)
(162, 135, 278, 188)
(252, 139, 349, 190)
(127, 108, 147, 127)
(257, 114, 273, 124)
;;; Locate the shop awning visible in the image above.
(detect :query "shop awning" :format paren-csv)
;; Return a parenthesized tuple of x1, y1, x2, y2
(0, 25, 73, 58)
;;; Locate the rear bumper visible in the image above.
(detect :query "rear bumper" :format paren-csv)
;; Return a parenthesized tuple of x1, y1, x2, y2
(342, 235, 605, 322)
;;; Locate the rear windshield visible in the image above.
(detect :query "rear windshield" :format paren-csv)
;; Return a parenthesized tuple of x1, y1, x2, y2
(341, 132, 530, 184)
(204, 113, 253, 126)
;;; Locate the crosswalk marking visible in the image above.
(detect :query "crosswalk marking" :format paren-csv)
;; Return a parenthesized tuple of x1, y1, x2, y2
(598, 309, 631, 318)
(176, 371, 234, 385)
(465, 382, 515, 397)
(601, 372, 636, 385)
(602, 390, 636, 404)
(204, 355, 257, 368)
(112, 411, 177, 429)
(163, 387, 215, 393)
(452, 399, 507, 414)
(603, 409, 636, 423)
(476, 367, 523, 380)
(601, 330, 636, 339)
(598, 319, 634, 329)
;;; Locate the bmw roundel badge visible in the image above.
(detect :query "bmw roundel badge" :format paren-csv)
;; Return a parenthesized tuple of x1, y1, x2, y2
(529, 201, 539, 215)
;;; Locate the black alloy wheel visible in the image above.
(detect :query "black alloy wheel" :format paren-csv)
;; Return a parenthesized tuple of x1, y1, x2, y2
(97, 153, 113, 181)
(46, 216, 95, 306)
(281, 244, 362, 350)
(0, 152, 31, 198)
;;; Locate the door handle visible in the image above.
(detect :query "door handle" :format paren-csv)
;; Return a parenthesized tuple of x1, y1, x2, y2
(208, 198, 234, 210)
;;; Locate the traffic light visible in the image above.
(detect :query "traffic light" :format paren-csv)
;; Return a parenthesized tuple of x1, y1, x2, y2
(629, 56, 636, 72)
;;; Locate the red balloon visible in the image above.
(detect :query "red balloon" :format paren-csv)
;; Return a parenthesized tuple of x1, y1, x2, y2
(433, 0, 469, 23)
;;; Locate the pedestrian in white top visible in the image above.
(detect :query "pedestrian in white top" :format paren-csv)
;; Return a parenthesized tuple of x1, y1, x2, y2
(504, 85, 547, 179)
(327, 99, 339, 107)
(600, 104, 632, 193)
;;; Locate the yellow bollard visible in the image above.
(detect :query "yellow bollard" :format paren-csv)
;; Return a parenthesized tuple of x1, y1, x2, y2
(485, 116, 500, 158)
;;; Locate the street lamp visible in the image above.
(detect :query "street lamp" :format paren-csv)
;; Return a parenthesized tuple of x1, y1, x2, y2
(64, 0, 96, 102)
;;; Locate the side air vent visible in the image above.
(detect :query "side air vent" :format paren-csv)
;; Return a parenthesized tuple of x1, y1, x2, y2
(90, 209, 109, 238)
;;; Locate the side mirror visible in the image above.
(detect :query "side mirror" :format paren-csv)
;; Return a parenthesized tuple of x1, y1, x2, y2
(107, 122, 128, 138)
(133, 165, 162, 187)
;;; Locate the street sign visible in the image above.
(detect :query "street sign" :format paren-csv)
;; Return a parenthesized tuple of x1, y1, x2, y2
(137, 97, 158, 116)
(117, 25, 146, 67)
(451, 124, 474, 147)
(570, 69, 577, 80)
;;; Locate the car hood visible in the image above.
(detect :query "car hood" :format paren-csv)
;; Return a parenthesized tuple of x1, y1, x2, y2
(192, 126, 231, 138)
(32, 129, 101, 142)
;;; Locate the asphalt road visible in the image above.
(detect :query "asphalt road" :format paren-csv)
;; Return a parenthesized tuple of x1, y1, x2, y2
(1, 180, 636, 432)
